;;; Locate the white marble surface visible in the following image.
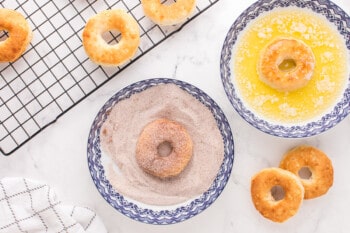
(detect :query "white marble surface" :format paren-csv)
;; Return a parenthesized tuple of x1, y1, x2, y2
(1, 0, 350, 232)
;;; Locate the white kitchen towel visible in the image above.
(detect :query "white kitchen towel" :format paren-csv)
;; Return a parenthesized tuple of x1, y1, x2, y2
(0, 177, 107, 233)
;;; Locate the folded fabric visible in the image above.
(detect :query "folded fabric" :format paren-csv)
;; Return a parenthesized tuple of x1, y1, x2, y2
(0, 177, 107, 233)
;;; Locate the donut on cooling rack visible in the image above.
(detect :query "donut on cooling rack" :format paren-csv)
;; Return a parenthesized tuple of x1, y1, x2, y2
(82, 9, 140, 66)
(136, 118, 193, 179)
(251, 167, 304, 223)
(258, 38, 315, 92)
(279, 145, 334, 199)
(0, 8, 32, 63)
(141, 0, 196, 26)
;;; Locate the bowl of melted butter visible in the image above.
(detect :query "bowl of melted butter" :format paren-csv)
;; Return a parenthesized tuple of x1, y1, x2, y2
(221, 0, 350, 137)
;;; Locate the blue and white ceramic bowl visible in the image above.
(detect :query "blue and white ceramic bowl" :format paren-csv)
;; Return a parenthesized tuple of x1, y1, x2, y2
(87, 78, 234, 224)
(220, 0, 350, 138)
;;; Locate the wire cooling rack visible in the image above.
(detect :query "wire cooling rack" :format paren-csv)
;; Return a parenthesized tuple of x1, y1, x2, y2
(0, 0, 219, 155)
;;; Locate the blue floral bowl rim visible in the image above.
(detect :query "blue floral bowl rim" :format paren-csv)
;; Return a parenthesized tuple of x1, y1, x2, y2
(87, 78, 235, 224)
(220, 0, 350, 138)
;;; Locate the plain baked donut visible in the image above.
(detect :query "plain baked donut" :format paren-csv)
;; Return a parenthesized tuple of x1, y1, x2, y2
(141, 0, 196, 25)
(0, 8, 32, 62)
(82, 9, 140, 66)
(258, 38, 315, 92)
(136, 118, 193, 179)
(251, 167, 304, 223)
(279, 145, 333, 199)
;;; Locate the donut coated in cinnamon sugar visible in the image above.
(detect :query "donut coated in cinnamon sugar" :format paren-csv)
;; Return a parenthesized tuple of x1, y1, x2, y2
(0, 8, 32, 62)
(141, 0, 196, 25)
(258, 38, 315, 92)
(82, 9, 140, 66)
(279, 145, 333, 199)
(136, 118, 193, 179)
(251, 167, 304, 223)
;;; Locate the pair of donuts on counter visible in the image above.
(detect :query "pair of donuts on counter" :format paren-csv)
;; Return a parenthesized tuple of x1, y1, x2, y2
(251, 146, 333, 223)
(82, 0, 197, 66)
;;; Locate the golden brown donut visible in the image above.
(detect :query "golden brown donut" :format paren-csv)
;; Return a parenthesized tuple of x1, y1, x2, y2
(279, 145, 334, 199)
(136, 118, 193, 179)
(0, 8, 32, 63)
(251, 167, 304, 223)
(258, 38, 315, 92)
(82, 9, 140, 66)
(141, 0, 196, 25)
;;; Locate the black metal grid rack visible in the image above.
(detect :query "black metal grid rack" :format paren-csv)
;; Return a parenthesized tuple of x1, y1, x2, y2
(0, 0, 219, 155)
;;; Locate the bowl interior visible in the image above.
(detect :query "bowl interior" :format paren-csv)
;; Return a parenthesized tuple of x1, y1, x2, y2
(87, 78, 234, 224)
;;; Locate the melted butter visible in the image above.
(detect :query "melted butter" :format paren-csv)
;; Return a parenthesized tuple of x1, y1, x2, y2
(233, 7, 349, 123)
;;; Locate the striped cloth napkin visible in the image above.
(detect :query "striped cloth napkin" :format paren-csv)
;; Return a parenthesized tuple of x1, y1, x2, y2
(0, 177, 107, 233)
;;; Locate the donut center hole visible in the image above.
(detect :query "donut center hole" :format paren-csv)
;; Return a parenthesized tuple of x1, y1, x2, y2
(298, 166, 312, 179)
(271, 185, 285, 201)
(0, 30, 9, 42)
(278, 58, 297, 72)
(102, 29, 121, 45)
(157, 141, 173, 157)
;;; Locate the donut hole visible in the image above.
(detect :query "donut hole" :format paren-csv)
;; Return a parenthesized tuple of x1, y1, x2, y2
(298, 166, 312, 180)
(102, 29, 121, 45)
(278, 58, 297, 72)
(0, 30, 9, 42)
(270, 185, 285, 201)
(157, 141, 173, 157)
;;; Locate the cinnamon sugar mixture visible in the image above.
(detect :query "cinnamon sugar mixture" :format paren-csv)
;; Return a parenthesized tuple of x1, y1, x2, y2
(100, 83, 224, 206)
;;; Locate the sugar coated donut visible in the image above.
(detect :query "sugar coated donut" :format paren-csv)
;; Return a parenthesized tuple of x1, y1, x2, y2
(279, 146, 333, 199)
(251, 167, 304, 223)
(0, 8, 32, 62)
(258, 38, 315, 92)
(141, 0, 196, 25)
(136, 118, 193, 179)
(82, 9, 140, 66)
